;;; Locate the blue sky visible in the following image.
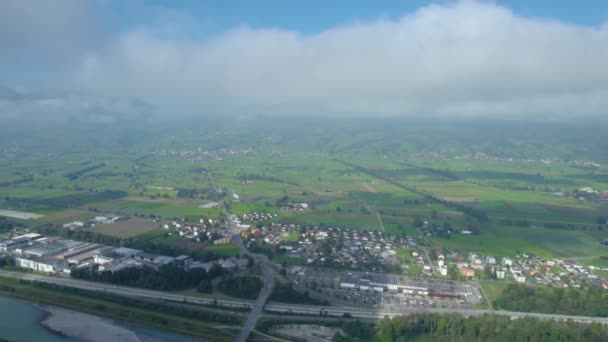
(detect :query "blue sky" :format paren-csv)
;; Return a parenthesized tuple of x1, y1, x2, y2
(110, 0, 608, 35)
(88, 0, 608, 49)
(1, 0, 607, 121)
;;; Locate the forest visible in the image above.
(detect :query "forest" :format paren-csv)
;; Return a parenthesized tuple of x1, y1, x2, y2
(365, 313, 608, 342)
(493, 284, 608, 317)
(217, 275, 263, 299)
(71, 263, 223, 291)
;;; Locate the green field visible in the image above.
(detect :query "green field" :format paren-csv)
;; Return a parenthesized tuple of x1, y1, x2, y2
(1, 120, 607, 260)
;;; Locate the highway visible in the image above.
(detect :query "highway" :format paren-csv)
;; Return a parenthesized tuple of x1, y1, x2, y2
(3, 269, 608, 326)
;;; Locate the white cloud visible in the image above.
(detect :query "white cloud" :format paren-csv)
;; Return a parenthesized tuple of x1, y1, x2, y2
(0, 0, 105, 68)
(5, 0, 608, 119)
(0, 85, 152, 123)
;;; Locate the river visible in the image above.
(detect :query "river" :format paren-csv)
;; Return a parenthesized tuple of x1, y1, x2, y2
(0, 296, 203, 342)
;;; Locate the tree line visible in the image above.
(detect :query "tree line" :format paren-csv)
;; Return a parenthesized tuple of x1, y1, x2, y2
(26, 280, 241, 325)
(71, 262, 223, 292)
(371, 313, 608, 342)
(270, 282, 329, 305)
(493, 284, 608, 317)
(217, 274, 263, 299)
(334, 159, 488, 221)
(66, 162, 108, 180)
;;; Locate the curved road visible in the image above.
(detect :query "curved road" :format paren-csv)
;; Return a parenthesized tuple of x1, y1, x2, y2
(233, 234, 275, 342)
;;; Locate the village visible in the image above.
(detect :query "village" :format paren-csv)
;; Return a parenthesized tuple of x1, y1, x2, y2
(1, 208, 608, 302)
(231, 212, 608, 291)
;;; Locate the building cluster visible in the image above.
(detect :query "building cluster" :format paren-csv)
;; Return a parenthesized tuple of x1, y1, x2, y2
(576, 187, 608, 203)
(0, 233, 247, 275)
(436, 250, 608, 290)
(279, 203, 309, 212)
(62, 215, 122, 229)
(239, 212, 277, 222)
(161, 218, 231, 243)
(238, 219, 416, 272)
(157, 146, 256, 163)
(514, 255, 608, 289)
(289, 268, 481, 307)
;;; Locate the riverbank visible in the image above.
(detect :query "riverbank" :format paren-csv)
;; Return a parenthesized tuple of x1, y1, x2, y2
(0, 275, 237, 341)
(39, 305, 141, 342)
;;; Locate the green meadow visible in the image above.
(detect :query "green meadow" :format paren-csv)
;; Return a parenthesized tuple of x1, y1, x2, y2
(1, 121, 607, 259)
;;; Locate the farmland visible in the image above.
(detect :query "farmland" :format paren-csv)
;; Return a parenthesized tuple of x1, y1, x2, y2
(0, 119, 607, 259)
(90, 217, 161, 238)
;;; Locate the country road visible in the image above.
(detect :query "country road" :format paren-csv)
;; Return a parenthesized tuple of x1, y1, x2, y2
(2, 269, 608, 326)
(207, 164, 276, 342)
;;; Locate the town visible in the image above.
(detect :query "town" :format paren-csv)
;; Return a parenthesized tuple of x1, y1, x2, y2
(3, 209, 608, 297)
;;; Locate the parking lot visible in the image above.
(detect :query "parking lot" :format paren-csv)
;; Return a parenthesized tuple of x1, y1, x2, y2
(289, 267, 482, 309)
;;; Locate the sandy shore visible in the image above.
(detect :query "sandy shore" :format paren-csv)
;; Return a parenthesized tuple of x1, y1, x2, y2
(39, 305, 142, 342)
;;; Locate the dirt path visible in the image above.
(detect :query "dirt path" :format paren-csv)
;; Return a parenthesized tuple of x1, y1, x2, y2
(362, 182, 378, 193)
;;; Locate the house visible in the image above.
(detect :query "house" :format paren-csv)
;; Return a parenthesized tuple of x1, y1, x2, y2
(15, 257, 66, 273)
(291, 266, 305, 276)
(459, 267, 476, 278)
(0, 238, 31, 252)
(496, 268, 506, 279)
(174, 255, 193, 267)
(153, 256, 175, 265)
(62, 221, 84, 229)
(94, 247, 142, 265)
(220, 257, 248, 270)
(213, 237, 232, 245)
(93, 216, 110, 223)
(24, 244, 67, 258)
(112, 247, 143, 258)
(189, 261, 215, 272)
(136, 252, 158, 263)
(94, 253, 114, 265)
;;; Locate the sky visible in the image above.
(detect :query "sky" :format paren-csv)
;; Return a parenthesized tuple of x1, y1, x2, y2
(1, 0, 608, 122)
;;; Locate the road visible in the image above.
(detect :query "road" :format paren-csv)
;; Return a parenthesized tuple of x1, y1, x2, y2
(233, 234, 275, 342)
(207, 164, 275, 342)
(476, 280, 492, 310)
(2, 269, 608, 326)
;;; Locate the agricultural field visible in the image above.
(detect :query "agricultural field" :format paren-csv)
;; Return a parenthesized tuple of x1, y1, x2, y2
(1, 120, 607, 260)
(429, 224, 607, 258)
(90, 217, 161, 238)
(201, 243, 241, 257)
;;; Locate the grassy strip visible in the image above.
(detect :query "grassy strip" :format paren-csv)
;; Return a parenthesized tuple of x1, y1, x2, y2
(0, 276, 237, 341)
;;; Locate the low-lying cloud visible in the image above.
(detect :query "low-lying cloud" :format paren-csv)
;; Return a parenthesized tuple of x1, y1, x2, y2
(4, 1, 608, 120)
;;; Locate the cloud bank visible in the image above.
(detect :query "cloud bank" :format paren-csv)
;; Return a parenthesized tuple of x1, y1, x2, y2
(3, 1, 608, 120)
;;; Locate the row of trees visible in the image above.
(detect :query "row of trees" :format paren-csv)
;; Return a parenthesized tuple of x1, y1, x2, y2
(493, 284, 608, 317)
(66, 162, 108, 180)
(29, 281, 241, 324)
(0, 217, 15, 233)
(270, 282, 328, 305)
(0, 255, 15, 268)
(71, 263, 223, 292)
(217, 275, 263, 299)
(373, 313, 608, 342)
